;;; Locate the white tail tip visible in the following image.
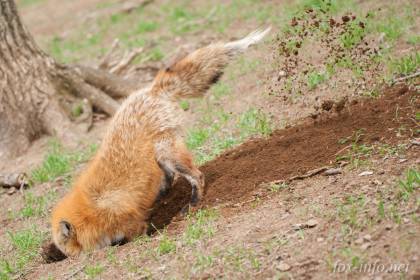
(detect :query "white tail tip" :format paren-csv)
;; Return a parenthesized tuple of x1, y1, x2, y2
(225, 26, 271, 51)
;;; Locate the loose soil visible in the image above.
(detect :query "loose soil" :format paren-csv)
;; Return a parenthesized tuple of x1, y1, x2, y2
(149, 84, 418, 230)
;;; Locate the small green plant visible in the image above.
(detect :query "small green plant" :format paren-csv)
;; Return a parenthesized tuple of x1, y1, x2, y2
(19, 191, 56, 218)
(31, 140, 71, 183)
(374, 11, 411, 42)
(84, 263, 104, 279)
(187, 128, 210, 150)
(336, 130, 373, 168)
(268, 182, 288, 192)
(19, 0, 44, 6)
(377, 143, 406, 157)
(156, 234, 176, 255)
(106, 247, 117, 264)
(220, 246, 262, 272)
(340, 247, 363, 269)
(238, 108, 272, 137)
(397, 168, 419, 201)
(179, 100, 190, 111)
(31, 141, 97, 184)
(389, 52, 420, 76)
(167, 5, 197, 34)
(4, 227, 45, 275)
(193, 253, 214, 272)
(136, 21, 158, 33)
(336, 195, 369, 231)
(184, 209, 218, 245)
(71, 102, 84, 118)
(8, 228, 43, 254)
(0, 260, 13, 280)
(340, 20, 366, 49)
(148, 47, 164, 62)
(377, 198, 385, 220)
(211, 82, 230, 99)
(307, 71, 326, 90)
(407, 35, 420, 45)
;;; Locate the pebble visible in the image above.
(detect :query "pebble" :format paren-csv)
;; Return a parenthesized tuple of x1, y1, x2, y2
(323, 168, 342, 176)
(317, 237, 324, 243)
(359, 171, 374, 176)
(7, 187, 16, 195)
(278, 70, 287, 77)
(361, 242, 371, 251)
(355, 238, 364, 245)
(292, 223, 304, 230)
(277, 261, 291, 271)
(306, 219, 318, 228)
(403, 217, 410, 224)
(363, 234, 372, 241)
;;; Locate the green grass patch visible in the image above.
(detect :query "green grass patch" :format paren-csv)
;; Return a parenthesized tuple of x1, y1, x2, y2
(340, 20, 366, 49)
(17, 0, 44, 6)
(388, 52, 420, 76)
(238, 108, 272, 138)
(30, 140, 72, 183)
(268, 182, 288, 192)
(31, 140, 97, 184)
(211, 82, 231, 99)
(136, 21, 159, 33)
(397, 168, 419, 201)
(372, 7, 414, 43)
(188, 107, 272, 165)
(179, 100, 190, 111)
(19, 190, 56, 218)
(307, 71, 327, 90)
(84, 263, 105, 279)
(156, 233, 176, 255)
(184, 209, 218, 246)
(1, 227, 45, 279)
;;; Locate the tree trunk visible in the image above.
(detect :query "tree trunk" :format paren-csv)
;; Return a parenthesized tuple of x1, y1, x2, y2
(0, 0, 140, 161)
(0, 0, 64, 159)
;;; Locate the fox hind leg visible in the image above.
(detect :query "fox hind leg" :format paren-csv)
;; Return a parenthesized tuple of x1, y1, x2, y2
(157, 160, 175, 198)
(155, 139, 205, 206)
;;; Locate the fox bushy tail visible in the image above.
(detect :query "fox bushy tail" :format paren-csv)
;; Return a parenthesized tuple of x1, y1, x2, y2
(150, 27, 271, 99)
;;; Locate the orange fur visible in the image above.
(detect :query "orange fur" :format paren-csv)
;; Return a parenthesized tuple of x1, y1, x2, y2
(50, 27, 270, 256)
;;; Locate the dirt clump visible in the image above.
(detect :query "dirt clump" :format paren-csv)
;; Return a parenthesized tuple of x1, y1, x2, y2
(149, 85, 418, 229)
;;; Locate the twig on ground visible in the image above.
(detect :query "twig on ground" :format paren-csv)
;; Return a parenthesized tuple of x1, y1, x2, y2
(98, 39, 120, 70)
(287, 166, 331, 181)
(335, 145, 352, 156)
(64, 264, 87, 280)
(110, 47, 144, 75)
(391, 71, 420, 85)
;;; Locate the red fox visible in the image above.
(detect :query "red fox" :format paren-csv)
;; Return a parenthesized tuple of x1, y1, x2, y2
(50, 27, 271, 257)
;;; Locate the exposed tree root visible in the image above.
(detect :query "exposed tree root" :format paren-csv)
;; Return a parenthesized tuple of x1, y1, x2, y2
(74, 65, 137, 98)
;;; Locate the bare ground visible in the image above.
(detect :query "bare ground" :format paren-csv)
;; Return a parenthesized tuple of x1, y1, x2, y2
(1, 0, 419, 279)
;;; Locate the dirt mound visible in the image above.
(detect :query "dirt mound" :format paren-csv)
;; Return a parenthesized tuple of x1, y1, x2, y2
(149, 85, 418, 229)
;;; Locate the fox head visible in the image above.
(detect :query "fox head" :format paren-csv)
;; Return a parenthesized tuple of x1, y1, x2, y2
(51, 197, 84, 257)
(50, 185, 145, 257)
(52, 219, 82, 257)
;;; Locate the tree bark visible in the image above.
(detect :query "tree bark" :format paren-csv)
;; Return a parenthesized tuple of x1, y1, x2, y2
(0, 0, 63, 159)
(0, 0, 140, 161)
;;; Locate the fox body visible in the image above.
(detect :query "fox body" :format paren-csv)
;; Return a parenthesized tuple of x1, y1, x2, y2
(51, 27, 270, 257)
